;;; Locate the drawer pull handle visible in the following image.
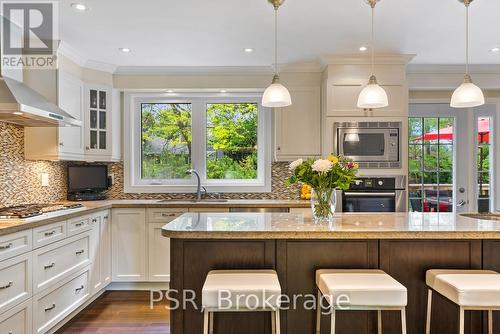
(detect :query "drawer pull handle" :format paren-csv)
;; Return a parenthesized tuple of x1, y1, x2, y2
(0, 281, 13, 289)
(76, 249, 85, 255)
(75, 222, 84, 227)
(44, 262, 55, 270)
(92, 218, 98, 223)
(44, 230, 56, 237)
(0, 243, 13, 250)
(104, 215, 109, 219)
(161, 213, 176, 217)
(44, 303, 56, 312)
(75, 285, 84, 293)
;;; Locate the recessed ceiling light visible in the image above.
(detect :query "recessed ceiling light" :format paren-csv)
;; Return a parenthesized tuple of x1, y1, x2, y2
(490, 47, 500, 53)
(220, 90, 227, 93)
(359, 46, 368, 52)
(119, 48, 131, 53)
(166, 90, 174, 93)
(243, 48, 254, 53)
(71, 3, 88, 11)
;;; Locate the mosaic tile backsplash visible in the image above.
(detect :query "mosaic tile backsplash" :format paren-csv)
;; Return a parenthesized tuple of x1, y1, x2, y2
(0, 122, 67, 207)
(0, 122, 300, 206)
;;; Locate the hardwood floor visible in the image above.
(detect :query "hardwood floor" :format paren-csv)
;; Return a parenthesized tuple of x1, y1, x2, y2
(57, 291, 170, 334)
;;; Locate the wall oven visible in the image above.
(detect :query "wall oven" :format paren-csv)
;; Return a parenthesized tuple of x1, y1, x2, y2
(334, 121, 402, 169)
(341, 176, 407, 212)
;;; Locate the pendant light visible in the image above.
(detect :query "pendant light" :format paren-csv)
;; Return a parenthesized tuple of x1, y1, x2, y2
(357, 0, 388, 110)
(450, 0, 484, 108)
(262, 0, 292, 108)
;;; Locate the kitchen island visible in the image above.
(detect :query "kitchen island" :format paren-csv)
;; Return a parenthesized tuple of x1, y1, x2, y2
(162, 212, 500, 334)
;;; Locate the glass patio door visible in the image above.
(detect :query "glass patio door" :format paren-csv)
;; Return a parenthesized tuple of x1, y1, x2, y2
(409, 104, 471, 213)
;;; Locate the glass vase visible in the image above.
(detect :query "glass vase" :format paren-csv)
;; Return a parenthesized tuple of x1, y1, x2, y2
(311, 188, 337, 224)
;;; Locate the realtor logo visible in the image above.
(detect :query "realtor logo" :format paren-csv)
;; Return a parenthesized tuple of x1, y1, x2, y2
(1, 1, 58, 69)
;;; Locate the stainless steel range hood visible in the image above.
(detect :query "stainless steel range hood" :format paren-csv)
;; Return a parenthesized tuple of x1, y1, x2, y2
(0, 76, 82, 127)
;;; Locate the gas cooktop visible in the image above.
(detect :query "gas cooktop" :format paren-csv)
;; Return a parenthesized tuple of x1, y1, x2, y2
(0, 203, 84, 219)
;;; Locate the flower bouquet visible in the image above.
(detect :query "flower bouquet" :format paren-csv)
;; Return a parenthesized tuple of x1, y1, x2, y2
(287, 155, 358, 223)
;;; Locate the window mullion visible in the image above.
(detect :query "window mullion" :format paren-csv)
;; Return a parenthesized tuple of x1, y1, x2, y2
(191, 100, 207, 183)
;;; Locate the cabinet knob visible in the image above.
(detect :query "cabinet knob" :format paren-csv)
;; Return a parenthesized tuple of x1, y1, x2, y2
(59, 142, 64, 147)
(277, 146, 281, 151)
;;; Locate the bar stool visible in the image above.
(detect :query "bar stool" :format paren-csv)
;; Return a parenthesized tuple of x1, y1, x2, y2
(315, 269, 407, 334)
(425, 269, 500, 334)
(202, 270, 282, 334)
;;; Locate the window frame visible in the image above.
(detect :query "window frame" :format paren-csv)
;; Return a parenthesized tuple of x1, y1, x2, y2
(124, 91, 272, 193)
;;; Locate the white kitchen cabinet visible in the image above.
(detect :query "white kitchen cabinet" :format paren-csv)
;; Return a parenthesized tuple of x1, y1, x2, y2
(274, 87, 321, 161)
(88, 215, 101, 294)
(100, 211, 112, 287)
(111, 209, 147, 282)
(84, 84, 112, 159)
(148, 223, 170, 282)
(0, 299, 32, 334)
(327, 83, 407, 117)
(24, 70, 85, 161)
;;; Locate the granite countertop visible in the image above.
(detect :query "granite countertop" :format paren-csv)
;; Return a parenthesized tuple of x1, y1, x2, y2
(161, 212, 500, 239)
(0, 199, 310, 236)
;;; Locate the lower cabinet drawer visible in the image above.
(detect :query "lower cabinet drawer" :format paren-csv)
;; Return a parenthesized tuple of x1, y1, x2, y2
(0, 230, 32, 262)
(67, 216, 91, 237)
(0, 252, 32, 315)
(33, 268, 89, 334)
(33, 233, 90, 293)
(33, 221, 66, 249)
(0, 299, 32, 334)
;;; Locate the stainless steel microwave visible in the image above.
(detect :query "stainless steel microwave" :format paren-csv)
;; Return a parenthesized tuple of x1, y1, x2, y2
(333, 121, 402, 169)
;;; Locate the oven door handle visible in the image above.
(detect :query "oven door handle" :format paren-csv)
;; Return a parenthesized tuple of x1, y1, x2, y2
(344, 192, 396, 196)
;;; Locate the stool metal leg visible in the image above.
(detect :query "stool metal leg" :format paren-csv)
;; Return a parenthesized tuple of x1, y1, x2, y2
(203, 310, 209, 334)
(401, 307, 407, 334)
(316, 290, 321, 334)
(271, 311, 276, 334)
(425, 289, 432, 334)
(459, 307, 465, 334)
(275, 310, 281, 334)
(209, 312, 214, 334)
(489, 310, 493, 334)
(330, 309, 336, 334)
(377, 310, 382, 334)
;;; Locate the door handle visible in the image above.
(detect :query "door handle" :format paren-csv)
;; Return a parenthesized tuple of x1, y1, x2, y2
(457, 199, 467, 207)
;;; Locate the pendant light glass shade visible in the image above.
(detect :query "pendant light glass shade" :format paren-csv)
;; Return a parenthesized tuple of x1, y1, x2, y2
(262, 75, 292, 107)
(357, 0, 388, 110)
(451, 75, 485, 108)
(357, 75, 388, 109)
(451, 0, 484, 108)
(262, 0, 292, 108)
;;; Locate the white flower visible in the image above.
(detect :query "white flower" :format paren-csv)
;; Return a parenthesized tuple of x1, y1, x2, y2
(312, 159, 333, 173)
(289, 159, 303, 171)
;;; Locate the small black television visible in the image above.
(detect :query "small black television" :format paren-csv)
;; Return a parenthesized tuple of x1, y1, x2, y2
(67, 165, 109, 200)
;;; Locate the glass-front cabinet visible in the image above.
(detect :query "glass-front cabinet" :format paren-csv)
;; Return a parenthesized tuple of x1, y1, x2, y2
(85, 85, 112, 158)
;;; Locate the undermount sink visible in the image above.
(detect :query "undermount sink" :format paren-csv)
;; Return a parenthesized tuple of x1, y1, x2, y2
(461, 213, 500, 221)
(157, 199, 229, 203)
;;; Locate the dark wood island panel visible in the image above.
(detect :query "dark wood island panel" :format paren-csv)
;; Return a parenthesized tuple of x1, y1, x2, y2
(482, 240, 500, 333)
(380, 240, 483, 334)
(170, 239, 277, 334)
(277, 240, 379, 334)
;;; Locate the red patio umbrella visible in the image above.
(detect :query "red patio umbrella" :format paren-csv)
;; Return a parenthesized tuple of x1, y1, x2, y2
(414, 118, 490, 143)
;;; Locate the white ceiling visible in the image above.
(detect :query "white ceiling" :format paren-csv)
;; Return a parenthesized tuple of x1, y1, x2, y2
(60, 0, 500, 68)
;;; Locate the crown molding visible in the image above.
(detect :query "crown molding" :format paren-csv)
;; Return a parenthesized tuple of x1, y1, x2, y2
(407, 64, 500, 74)
(84, 60, 118, 73)
(321, 54, 415, 66)
(57, 41, 87, 67)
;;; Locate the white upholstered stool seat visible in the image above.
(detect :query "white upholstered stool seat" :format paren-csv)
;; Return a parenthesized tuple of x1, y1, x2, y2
(425, 269, 500, 334)
(315, 269, 407, 334)
(316, 269, 407, 308)
(201, 270, 281, 334)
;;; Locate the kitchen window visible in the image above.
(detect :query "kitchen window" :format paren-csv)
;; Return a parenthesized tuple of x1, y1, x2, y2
(124, 93, 271, 193)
